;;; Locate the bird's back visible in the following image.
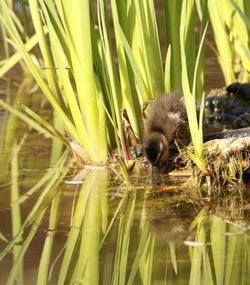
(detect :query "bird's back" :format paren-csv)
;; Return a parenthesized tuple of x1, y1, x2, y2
(145, 93, 188, 143)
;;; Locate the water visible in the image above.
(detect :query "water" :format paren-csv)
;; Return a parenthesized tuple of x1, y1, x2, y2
(0, 164, 249, 284)
(0, 142, 250, 284)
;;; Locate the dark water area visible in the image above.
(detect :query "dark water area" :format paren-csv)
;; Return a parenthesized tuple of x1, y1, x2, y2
(1, 7, 250, 285)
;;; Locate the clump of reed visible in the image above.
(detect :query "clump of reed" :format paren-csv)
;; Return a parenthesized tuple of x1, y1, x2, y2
(208, 0, 250, 84)
(0, 0, 208, 172)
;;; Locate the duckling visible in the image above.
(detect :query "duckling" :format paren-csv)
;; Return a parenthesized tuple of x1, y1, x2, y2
(143, 92, 189, 172)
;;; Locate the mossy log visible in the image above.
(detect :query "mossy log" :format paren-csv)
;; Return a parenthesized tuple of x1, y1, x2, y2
(176, 136, 250, 186)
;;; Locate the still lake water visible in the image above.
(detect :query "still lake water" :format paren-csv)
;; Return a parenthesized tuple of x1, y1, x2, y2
(1, 17, 250, 285)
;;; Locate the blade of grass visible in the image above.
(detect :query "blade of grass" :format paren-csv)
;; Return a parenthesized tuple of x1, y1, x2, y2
(180, 0, 207, 172)
(208, 0, 236, 84)
(0, 1, 81, 144)
(0, 99, 61, 142)
(0, 28, 48, 78)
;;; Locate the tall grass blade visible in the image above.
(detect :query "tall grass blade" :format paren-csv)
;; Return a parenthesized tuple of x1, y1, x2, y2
(0, 1, 80, 143)
(164, 0, 182, 90)
(0, 30, 47, 78)
(114, 20, 149, 102)
(208, 0, 236, 84)
(0, 99, 60, 141)
(180, 0, 207, 172)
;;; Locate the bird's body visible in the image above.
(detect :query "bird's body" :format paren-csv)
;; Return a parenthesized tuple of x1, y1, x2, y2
(143, 92, 189, 170)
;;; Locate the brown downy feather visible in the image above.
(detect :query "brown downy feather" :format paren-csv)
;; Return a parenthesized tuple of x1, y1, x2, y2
(143, 92, 189, 168)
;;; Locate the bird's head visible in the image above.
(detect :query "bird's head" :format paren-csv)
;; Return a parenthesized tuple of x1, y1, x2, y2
(143, 132, 169, 169)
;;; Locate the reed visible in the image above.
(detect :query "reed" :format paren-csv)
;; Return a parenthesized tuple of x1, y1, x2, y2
(0, 0, 208, 168)
(180, 0, 207, 172)
(0, 0, 107, 162)
(208, 0, 250, 84)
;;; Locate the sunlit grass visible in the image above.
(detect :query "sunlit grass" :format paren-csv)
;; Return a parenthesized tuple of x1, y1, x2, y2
(180, 0, 207, 173)
(0, 0, 209, 169)
(208, 0, 250, 84)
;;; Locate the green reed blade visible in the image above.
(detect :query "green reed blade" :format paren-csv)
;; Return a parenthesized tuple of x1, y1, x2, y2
(164, 0, 182, 91)
(38, 0, 103, 159)
(229, 0, 250, 29)
(59, 0, 108, 162)
(0, 2, 80, 143)
(21, 104, 67, 144)
(195, 0, 208, 98)
(0, 29, 47, 78)
(114, 20, 149, 102)
(164, 45, 172, 92)
(0, 232, 8, 243)
(208, 0, 236, 84)
(108, 0, 142, 140)
(180, 0, 206, 172)
(0, 99, 59, 141)
(228, 0, 250, 75)
(134, 0, 165, 97)
(29, 0, 65, 108)
(97, 0, 126, 153)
